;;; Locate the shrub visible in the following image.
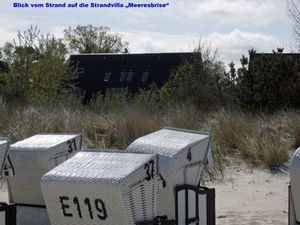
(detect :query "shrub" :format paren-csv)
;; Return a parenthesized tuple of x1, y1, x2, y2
(131, 84, 163, 111)
(88, 92, 128, 113)
(160, 41, 231, 110)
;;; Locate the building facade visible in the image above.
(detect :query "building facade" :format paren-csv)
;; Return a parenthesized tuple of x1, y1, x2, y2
(70, 52, 198, 101)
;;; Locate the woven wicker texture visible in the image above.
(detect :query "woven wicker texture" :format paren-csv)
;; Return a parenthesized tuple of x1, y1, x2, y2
(16, 205, 51, 225)
(0, 139, 10, 176)
(41, 151, 158, 225)
(126, 128, 211, 220)
(290, 147, 300, 222)
(7, 134, 83, 206)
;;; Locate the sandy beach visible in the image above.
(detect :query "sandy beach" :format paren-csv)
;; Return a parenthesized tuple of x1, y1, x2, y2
(208, 161, 290, 225)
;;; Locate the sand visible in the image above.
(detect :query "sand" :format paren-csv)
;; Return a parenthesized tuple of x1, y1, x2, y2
(207, 161, 290, 225)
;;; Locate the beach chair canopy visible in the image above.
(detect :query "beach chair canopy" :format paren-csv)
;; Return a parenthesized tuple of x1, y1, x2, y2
(41, 151, 158, 225)
(0, 138, 10, 176)
(126, 128, 212, 220)
(7, 134, 83, 206)
(290, 147, 300, 222)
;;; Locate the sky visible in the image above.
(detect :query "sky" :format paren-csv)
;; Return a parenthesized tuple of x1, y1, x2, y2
(0, 0, 296, 67)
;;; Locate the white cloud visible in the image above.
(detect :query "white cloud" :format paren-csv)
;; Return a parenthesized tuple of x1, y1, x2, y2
(121, 29, 284, 68)
(0, 29, 16, 46)
(182, 0, 287, 26)
(121, 31, 198, 53)
(206, 29, 284, 65)
(0, 14, 33, 45)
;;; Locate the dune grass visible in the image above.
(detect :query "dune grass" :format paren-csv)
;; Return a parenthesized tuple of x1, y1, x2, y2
(0, 100, 298, 167)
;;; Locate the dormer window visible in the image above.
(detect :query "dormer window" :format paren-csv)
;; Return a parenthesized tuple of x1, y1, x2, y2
(127, 71, 134, 81)
(120, 71, 126, 81)
(104, 72, 111, 82)
(141, 71, 150, 82)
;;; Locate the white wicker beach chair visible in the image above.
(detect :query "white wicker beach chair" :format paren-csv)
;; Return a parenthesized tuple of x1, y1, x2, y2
(41, 151, 158, 225)
(290, 147, 300, 225)
(126, 127, 213, 220)
(0, 138, 10, 176)
(7, 134, 83, 206)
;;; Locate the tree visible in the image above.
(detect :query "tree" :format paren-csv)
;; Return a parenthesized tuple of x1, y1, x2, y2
(160, 41, 230, 109)
(0, 51, 9, 73)
(0, 25, 76, 103)
(287, 0, 300, 46)
(0, 26, 41, 101)
(237, 48, 300, 111)
(63, 25, 128, 53)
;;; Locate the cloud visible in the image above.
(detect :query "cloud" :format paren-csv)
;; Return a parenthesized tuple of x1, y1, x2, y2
(181, 0, 287, 26)
(0, 14, 33, 45)
(0, 29, 16, 46)
(206, 29, 284, 65)
(121, 31, 198, 53)
(121, 29, 284, 67)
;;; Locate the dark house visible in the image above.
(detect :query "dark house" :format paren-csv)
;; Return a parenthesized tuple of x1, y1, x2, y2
(70, 52, 198, 101)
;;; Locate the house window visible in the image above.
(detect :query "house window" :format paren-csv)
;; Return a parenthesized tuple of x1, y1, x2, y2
(127, 71, 134, 81)
(104, 72, 111, 82)
(141, 71, 150, 82)
(120, 71, 126, 81)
